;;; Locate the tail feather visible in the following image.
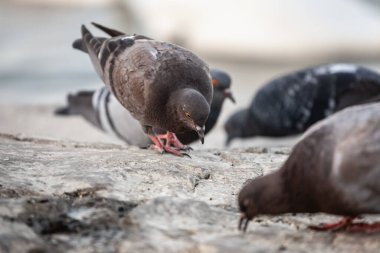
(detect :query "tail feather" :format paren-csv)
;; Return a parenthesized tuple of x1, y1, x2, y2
(72, 38, 87, 53)
(80, 25, 105, 79)
(91, 22, 153, 40)
(54, 106, 72, 115)
(91, 22, 125, 37)
(72, 37, 107, 53)
(55, 91, 100, 128)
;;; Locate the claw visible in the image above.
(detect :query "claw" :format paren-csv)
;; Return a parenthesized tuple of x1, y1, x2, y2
(182, 146, 193, 151)
(182, 153, 192, 158)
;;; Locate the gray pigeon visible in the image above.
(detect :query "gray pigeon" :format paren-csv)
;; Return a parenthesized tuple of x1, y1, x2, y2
(75, 23, 213, 156)
(238, 102, 380, 232)
(225, 64, 380, 145)
(55, 87, 151, 146)
(55, 69, 234, 147)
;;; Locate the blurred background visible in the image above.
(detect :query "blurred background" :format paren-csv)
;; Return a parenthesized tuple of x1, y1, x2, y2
(1, 0, 380, 149)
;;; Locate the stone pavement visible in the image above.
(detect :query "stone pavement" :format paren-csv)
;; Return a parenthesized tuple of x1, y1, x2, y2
(0, 133, 379, 253)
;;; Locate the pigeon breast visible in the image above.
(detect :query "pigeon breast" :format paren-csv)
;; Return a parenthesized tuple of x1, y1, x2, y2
(101, 38, 212, 130)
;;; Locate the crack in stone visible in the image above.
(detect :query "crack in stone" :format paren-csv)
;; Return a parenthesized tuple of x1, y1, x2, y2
(190, 170, 212, 190)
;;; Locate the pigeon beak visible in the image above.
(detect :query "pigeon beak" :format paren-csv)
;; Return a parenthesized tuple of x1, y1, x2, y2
(224, 89, 236, 103)
(238, 213, 250, 232)
(195, 125, 205, 144)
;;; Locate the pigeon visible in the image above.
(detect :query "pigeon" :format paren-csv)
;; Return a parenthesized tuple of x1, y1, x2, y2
(55, 69, 235, 146)
(225, 64, 380, 145)
(74, 23, 213, 156)
(55, 87, 151, 147)
(238, 102, 380, 232)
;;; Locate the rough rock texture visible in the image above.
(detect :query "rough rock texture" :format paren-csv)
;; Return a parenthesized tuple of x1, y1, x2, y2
(0, 133, 379, 253)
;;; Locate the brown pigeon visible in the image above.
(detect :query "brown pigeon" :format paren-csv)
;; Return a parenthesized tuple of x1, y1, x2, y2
(74, 23, 213, 156)
(55, 69, 234, 147)
(238, 102, 380, 232)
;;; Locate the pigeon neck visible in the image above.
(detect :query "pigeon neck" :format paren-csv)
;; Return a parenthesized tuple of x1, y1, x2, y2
(255, 171, 291, 215)
(280, 158, 320, 213)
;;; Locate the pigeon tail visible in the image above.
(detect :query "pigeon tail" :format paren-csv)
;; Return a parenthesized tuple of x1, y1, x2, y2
(54, 106, 72, 116)
(80, 25, 105, 79)
(91, 22, 125, 37)
(72, 38, 87, 53)
(54, 91, 98, 127)
(90, 22, 153, 40)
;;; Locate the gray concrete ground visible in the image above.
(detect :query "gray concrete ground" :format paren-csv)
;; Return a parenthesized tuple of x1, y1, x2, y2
(1, 134, 380, 253)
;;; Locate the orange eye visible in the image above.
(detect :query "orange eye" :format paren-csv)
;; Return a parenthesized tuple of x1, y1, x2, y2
(212, 79, 219, 87)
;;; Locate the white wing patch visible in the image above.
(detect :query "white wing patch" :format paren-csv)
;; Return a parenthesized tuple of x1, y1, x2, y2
(149, 48, 158, 60)
(332, 150, 344, 177)
(328, 64, 358, 74)
(92, 87, 104, 109)
(315, 64, 358, 75)
(97, 89, 116, 137)
(97, 42, 106, 59)
(122, 35, 135, 41)
(324, 98, 336, 116)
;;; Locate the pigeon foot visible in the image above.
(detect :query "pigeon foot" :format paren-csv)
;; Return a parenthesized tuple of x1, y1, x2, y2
(310, 217, 380, 233)
(156, 132, 193, 151)
(309, 217, 354, 231)
(346, 222, 380, 233)
(148, 135, 191, 157)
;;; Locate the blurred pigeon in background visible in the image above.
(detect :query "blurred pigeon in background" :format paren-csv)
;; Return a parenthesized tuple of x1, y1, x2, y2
(238, 102, 380, 232)
(225, 64, 380, 145)
(73, 23, 213, 156)
(55, 69, 235, 147)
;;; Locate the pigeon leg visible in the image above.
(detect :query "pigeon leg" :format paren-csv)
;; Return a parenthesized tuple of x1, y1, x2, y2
(156, 132, 193, 151)
(309, 217, 354, 231)
(148, 135, 190, 157)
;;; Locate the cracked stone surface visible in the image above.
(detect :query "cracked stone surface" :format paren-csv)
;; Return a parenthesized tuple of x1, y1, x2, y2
(0, 133, 379, 253)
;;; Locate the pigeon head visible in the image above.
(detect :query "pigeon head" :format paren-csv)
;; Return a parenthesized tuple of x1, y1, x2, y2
(224, 109, 249, 146)
(170, 88, 210, 144)
(238, 172, 289, 232)
(210, 69, 235, 104)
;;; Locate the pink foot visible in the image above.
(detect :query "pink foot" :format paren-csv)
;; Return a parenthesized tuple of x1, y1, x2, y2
(309, 217, 354, 231)
(156, 132, 193, 151)
(346, 222, 380, 233)
(148, 135, 191, 157)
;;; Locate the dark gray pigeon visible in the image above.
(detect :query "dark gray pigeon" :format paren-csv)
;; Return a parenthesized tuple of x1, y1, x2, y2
(238, 102, 380, 232)
(225, 64, 380, 145)
(74, 23, 213, 156)
(55, 69, 234, 146)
